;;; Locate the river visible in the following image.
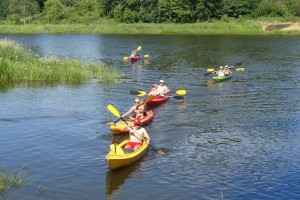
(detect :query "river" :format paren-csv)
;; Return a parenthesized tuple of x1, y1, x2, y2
(0, 34, 300, 200)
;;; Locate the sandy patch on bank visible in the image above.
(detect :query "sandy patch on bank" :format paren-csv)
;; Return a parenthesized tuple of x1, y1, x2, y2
(264, 23, 300, 31)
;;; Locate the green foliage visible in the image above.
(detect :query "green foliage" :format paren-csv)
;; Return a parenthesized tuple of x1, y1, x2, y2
(222, 0, 260, 18)
(0, 0, 299, 23)
(285, 0, 300, 16)
(253, 0, 289, 17)
(0, 168, 29, 195)
(0, 39, 120, 83)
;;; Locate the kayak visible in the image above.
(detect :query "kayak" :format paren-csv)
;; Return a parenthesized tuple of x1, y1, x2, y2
(212, 75, 233, 82)
(130, 56, 140, 63)
(146, 92, 170, 107)
(109, 110, 153, 134)
(106, 139, 149, 170)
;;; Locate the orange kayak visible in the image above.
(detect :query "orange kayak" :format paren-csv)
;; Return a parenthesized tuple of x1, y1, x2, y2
(109, 110, 153, 134)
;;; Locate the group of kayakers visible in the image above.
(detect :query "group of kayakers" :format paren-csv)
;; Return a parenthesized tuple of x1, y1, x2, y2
(120, 80, 170, 151)
(215, 65, 232, 76)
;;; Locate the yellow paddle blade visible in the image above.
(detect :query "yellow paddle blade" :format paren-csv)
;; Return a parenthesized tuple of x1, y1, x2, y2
(137, 91, 147, 96)
(146, 95, 156, 103)
(144, 54, 149, 58)
(107, 104, 121, 118)
(123, 56, 128, 62)
(176, 89, 186, 95)
(136, 46, 142, 51)
(236, 67, 245, 71)
(207, 68, 215, 72)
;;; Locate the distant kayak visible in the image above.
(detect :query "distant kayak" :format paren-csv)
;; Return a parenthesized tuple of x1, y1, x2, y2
(212, 75, 233, 82)
(129, 55, 140, 63)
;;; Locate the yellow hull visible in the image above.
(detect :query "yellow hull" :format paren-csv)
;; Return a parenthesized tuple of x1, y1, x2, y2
(105, 139, 149, 170)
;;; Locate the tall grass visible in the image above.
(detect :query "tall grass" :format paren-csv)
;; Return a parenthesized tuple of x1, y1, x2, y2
(0, 39, 120, 83)
(0, 168, 29, 195)
(0, 17, 299, 35)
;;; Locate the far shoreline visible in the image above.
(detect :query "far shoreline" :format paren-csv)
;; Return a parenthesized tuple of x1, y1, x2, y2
(0, 19, 299, 35)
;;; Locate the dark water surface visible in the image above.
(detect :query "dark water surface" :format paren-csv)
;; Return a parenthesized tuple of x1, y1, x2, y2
(0, 34, 300, 200)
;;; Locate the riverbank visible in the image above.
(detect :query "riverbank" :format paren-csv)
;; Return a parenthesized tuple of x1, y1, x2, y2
(0, 39, 120, 83)
(0, 18, 299, 35)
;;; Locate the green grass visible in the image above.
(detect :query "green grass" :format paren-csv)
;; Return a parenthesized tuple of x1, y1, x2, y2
(0, 168, 29, 195)
(0, 39, 120, 83)
(0, 17, 299, 35)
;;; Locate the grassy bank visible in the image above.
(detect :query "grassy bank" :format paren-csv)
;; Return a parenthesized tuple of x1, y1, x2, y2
(0, 39, 120, 83)
(0, 18, 299, 35)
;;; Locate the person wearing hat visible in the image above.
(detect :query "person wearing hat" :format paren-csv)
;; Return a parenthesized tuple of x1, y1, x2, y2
(157, 80, 170, 96)
(223, 65, 232, 75)
(123, 118, 151, 151)
(215, 66, 225, 77)
(129, 50, 139, 59)
(122, 98, 146, 120)
(148, 84, 159, 96)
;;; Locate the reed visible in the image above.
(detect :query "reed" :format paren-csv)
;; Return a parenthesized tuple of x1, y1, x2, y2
(0, 168, 29, 194)
(0, 39, 120, 83)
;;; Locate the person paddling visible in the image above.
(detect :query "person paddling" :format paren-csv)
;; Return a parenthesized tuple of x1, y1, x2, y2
(148, 84, 159, 96)
(123, 118, 151, 151)
(156, 80, 170, 96)
(224, 65, 232, 75)
(122, 98, 146, 120)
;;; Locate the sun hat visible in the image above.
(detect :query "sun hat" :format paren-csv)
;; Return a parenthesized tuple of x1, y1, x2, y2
(160, 80, 164, 83)
(134, 98, 139, 103)
(224, 65, 228, 68)
(220, 66, 223, 69)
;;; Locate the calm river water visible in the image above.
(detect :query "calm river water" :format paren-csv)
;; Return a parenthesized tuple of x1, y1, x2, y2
(0, 34, 300, 200)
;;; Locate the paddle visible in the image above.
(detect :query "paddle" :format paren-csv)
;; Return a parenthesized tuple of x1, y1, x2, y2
(130, 89, 186, 100)
(106, 96, 156, 125)
(204, 62, 243, 76)
(107, 104, 165, 155)
(123, 46, 142, 62)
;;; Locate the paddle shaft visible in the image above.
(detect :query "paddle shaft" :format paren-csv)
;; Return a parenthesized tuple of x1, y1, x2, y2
(119, 117, 160, 154)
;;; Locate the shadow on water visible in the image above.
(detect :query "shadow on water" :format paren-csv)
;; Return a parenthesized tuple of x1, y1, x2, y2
(105, 162, 143, 199)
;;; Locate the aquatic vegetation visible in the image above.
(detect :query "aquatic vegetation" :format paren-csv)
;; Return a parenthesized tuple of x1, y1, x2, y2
(0, 168, 29, 195)
(0, 39, 120, 83)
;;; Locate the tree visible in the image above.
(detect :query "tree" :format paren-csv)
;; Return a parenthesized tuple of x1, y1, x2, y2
(7, 0, 40, 24)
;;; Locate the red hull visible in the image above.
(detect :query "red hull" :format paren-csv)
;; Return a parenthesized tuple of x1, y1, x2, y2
(146, 93, 170, 107)
(130, 56, 140, 63)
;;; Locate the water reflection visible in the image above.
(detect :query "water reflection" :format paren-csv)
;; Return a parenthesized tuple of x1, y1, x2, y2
(0, 80, 83, 92)
(105, 163, 142, 199)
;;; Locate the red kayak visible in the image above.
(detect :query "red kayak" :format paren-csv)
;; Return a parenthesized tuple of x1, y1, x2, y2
(130, 56, 140, 63)
(146, 92, 170, 107)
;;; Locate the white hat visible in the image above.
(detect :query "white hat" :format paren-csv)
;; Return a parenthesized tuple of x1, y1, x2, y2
(220, 66, 223, 69)
(160, 80, 164, 83)
(134, 98, 140, 103)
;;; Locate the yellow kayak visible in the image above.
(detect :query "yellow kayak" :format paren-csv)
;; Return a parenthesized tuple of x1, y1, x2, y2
(105, 139, 149, 170)
(109, 110, 153, 134)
